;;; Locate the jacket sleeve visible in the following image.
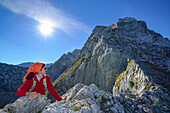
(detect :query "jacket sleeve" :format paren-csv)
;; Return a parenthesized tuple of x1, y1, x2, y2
(16, 79, 33, 96)
(46, 75, 62, 101)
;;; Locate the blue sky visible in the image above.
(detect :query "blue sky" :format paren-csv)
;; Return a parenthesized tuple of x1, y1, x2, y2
(0, 0, 169, 65)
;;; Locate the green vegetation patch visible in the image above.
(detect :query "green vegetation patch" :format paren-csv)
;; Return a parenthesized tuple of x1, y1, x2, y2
(38, 111, 42, 113)
(104, 91, 109, 93)
(144, 81, 152, 90)
(54, 73, 67, 87)
(129, 81, 134, 88)
(101, 96, 107, 105)
(128, 59, 134, 64)
(98, 88, 108, 93)
(83, 102, 91, 107)
(62, 72, 67, 76)
(68, 58, 85, 74)
(132, 82, 138, 90)
(74, 106, 81, 111)
(74, 102, 91, 111)
(125, 69, 129, 75)
(114, 73, 125, 88)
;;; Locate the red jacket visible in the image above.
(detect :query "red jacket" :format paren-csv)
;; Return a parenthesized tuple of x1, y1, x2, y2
(16, 74, 62, 101)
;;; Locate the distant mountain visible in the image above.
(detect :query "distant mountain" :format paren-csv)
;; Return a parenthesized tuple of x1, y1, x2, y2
(17, 62, 52, 68)
(0, 63, 28, 109)
(17, 62, 34, 67)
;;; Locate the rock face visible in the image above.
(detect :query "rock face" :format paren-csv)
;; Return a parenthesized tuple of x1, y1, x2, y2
(53, 17, 170, 96)
(0, 63, 28, 109)
(48, 49, 80, 82)
(113, 60, 150, 97)
(113, 60, 170, 112)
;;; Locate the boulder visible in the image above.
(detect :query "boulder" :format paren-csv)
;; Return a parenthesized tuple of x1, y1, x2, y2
(1, 95, 50, 113)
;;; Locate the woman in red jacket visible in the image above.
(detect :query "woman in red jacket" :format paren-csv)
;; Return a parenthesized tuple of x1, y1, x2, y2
(17, 62, 65, 101)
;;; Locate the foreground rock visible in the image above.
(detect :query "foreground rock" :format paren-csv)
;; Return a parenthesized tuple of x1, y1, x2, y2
(0, 83, 124, 113)
(0, 95, 50, 113)
(42, 83, 124, 113)
(1, 83, 169, 113)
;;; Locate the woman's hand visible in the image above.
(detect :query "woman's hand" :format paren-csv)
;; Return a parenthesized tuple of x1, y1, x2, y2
(62, 95, 67, 100)
(26, 92, 41, 99)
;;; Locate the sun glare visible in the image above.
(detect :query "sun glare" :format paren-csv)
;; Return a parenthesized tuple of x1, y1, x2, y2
(38, 19, 54, 37)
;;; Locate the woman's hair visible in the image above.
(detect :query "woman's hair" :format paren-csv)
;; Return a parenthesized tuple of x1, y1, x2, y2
(23, 64, 45, 82)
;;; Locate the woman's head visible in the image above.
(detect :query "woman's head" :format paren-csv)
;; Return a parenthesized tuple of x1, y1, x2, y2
(23, 62, 46, 82)
(38, 63, 47, 75)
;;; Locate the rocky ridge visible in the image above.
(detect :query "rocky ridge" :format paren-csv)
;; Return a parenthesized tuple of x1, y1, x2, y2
(48, 49, 80, 82)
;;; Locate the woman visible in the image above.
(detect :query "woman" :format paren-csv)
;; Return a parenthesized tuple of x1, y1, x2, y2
(17, 62, 65, 101)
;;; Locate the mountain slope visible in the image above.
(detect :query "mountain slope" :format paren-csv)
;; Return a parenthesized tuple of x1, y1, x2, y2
(54, 17, 169, 97)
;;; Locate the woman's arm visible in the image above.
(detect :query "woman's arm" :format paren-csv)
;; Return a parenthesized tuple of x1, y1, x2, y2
(16, 79, 33, 96)
(46, 75, 62, 101)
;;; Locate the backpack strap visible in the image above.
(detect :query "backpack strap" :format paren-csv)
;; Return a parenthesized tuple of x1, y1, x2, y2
(29, 78, 36, 92)
(43, 74, 48, 96)
(28, 75, 48, 96)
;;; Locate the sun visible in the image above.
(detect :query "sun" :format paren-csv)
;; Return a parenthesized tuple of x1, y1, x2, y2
(38, 19, 54, 37)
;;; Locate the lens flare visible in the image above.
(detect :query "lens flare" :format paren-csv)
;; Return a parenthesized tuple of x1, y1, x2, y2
(38, 19, 54, 37)
(152, 97, 160, 106)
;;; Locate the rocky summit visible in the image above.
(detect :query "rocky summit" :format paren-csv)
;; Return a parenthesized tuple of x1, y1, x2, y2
(0, 17, 169, 113)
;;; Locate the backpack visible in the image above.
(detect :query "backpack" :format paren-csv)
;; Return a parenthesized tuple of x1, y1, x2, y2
(29, 74, 48, 96)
